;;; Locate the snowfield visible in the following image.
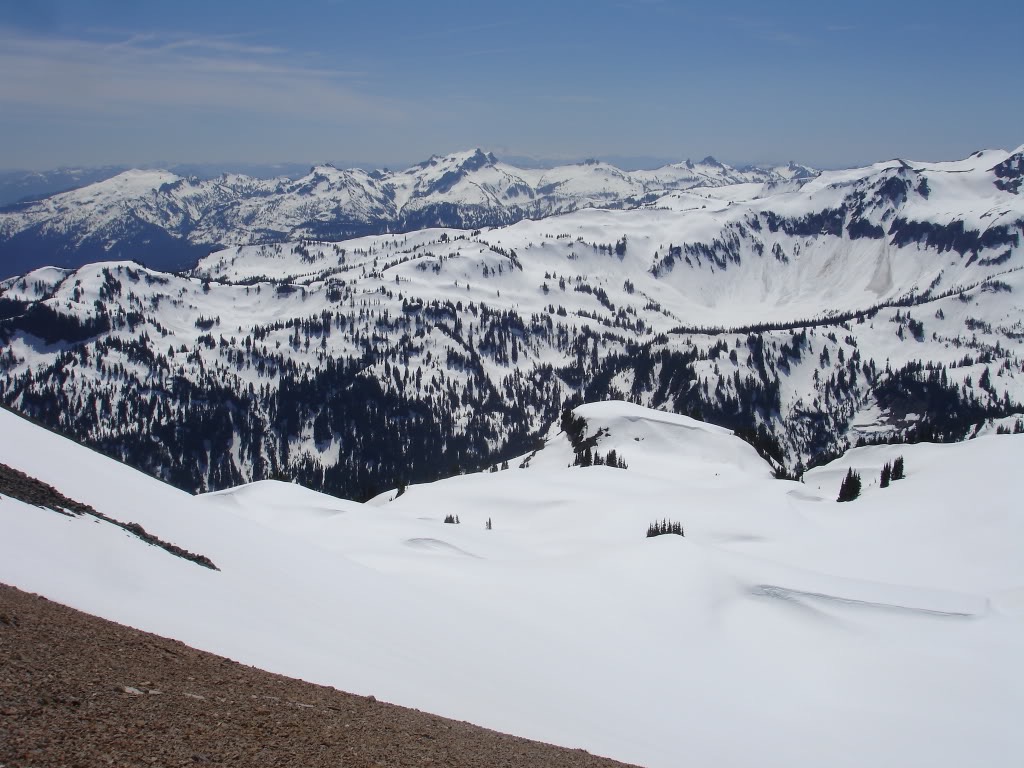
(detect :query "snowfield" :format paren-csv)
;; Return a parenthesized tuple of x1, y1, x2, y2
(1, 401, 1022, 768)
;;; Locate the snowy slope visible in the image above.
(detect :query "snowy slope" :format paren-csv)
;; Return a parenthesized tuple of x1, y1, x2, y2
(1, 402, 1022, 768)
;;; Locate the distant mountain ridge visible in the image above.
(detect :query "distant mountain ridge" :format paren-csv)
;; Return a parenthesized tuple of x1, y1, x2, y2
(0, 166, 130, 207)
(0, 149, 815, 278)
(0, 162, 321, 207)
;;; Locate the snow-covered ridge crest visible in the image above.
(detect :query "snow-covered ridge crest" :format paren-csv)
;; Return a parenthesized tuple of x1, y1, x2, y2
(521, 401, 774, 482)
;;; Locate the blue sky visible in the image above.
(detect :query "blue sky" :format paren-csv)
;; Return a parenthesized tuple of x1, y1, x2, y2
(1, 0, 1021, 170)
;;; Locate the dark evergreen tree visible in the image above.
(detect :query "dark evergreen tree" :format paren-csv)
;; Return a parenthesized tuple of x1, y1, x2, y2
(603, 448, 628, 469)
(891, 456, 905, 481)
(837, 468, 862, 502)
(880, 462, 892, 488)
(581, 447, 593, 467)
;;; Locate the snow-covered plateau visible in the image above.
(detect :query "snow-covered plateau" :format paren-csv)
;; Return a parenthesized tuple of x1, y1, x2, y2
(0, 401, 1021, 768)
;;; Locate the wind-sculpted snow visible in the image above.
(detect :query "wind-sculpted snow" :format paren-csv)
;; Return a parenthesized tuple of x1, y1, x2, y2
(1, 403, 1022, 768)
(750, 582, 985, 617)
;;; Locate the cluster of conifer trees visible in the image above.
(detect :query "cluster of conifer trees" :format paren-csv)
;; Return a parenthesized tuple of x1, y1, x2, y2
(879, 456, 905, 487)
(838, 455, 906, 501)
(572, 448, 628, 469)
(646, 519, 684, 538)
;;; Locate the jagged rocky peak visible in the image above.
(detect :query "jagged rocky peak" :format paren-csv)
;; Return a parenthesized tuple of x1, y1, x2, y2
(460, 148, 499, 171)
(420, 148, 497, 169)
(785, 161, 817, 179)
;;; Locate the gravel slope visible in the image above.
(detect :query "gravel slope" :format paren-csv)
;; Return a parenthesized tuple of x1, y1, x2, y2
(0, 584, 639, 768)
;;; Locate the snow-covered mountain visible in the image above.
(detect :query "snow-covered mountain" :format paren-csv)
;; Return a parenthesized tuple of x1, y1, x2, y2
(0, 162, 317, 208)
(1, 401, 1021, 768)
(0, 150, 813, 278)
(0, 165, 130, 207)
(1, 146, 1023, 499)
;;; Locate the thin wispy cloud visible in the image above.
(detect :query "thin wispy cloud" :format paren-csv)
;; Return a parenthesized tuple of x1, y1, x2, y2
(153, 37, 286, 56)
(0, 28, 402, 123)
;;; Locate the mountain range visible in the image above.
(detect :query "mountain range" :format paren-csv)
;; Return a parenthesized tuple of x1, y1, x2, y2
(1, 145, 1022, 500)
(0, 149, 815, 278)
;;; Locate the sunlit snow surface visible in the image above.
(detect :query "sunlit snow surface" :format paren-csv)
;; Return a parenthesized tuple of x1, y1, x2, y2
(1, 401, 1022, 768)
